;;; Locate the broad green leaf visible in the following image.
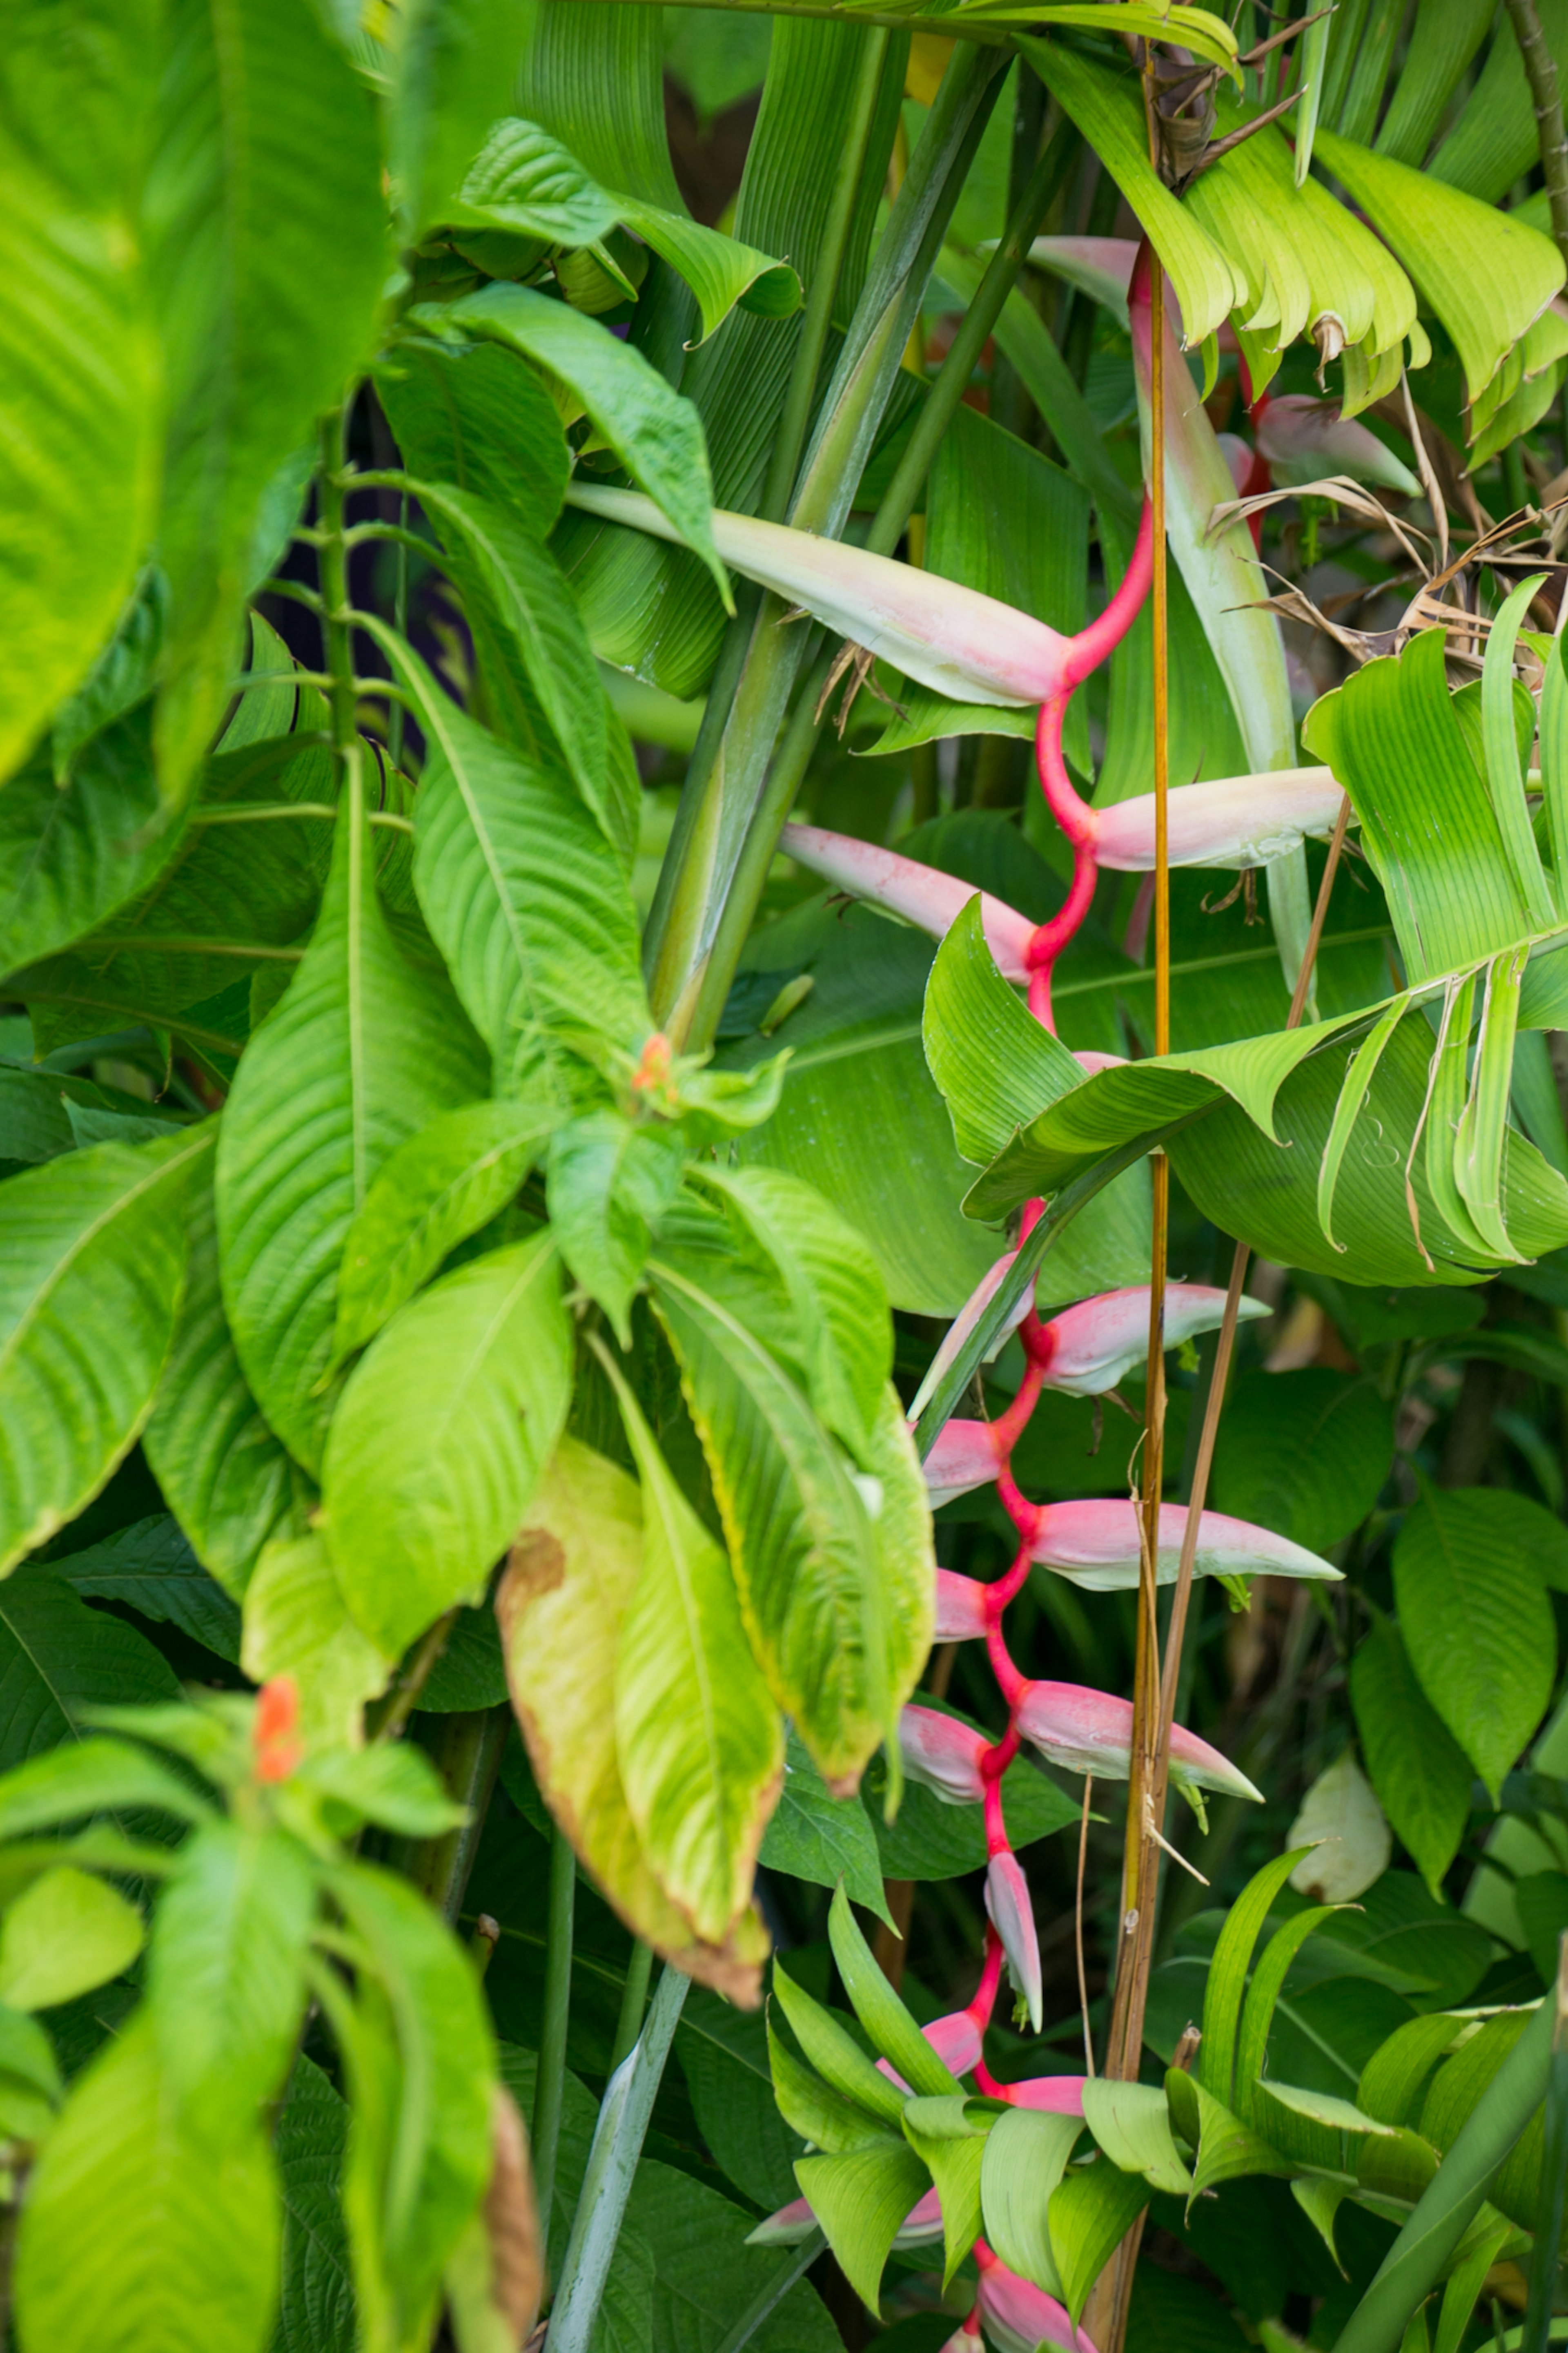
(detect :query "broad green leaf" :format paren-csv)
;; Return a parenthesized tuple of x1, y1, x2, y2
(1351, 1619, 1473, 1899)
(322, 1235, 572, 1657)
(385, 0, 535, 237)
(1198, 1847, 1316, 2106)
(677, 1992, 803, 2212)
(54, 1514, 242, 1662)
(241, 1532, 393, 1751)
(961, 0, 1238, 57)
(650, 1229, 932, 1793)
(1080, 2081, 1192, 2197)
(1392, 1486, 1557, 1801)
(1430, 0, 1568, 199)
(273, 2054, 355, 2353)
(0, 712, 179, 978)
(623, 2159, 840, 2353)
(546, 1112, 686, 1344)
(144, 1161, 305, 1599)
(614, 195, 801, 342)
(332, 1099, 558, 1365)
(759, 1727, 892, 1925)
(600, 1352, 782, 1945)
(0, 1732, 208, 1844)
(792, 2142, 930, 2313)
(768, 1963, 906, 2128)
(0, 0, 160, 783)
(1313, 127, 1565, 403)
(900, 2093, 985, 2286)
(375, 337, 570, 544)
(924, 895, 1089, 1167)
(688, 1162, 892, 1463)
(145, 0, 387, 789)
(828, 1882, 960, 2097)
(1047, 2156, 1151, 2322)
(362, 624, 651, 1103)
(0, 2001, 62, 2140)
(416, 1605, 507, 1713)
(51, 565, 167, 784)
(1165, 2070, 1294, 2205)
(216, 776, 487, 1473)
(497, 1436, 772, 2002)
(980, 2107, 1080, 2291)
(1232, 1906, 1343, 2134)
(0, 1126, 211, 1572)
(767, 2021, 899, 2155)
(431, 283, 728, 601)
(1212, 1370, 1394, 1554)
(148, 1822, 314, 2146)
(0, 1866, 143, 2012)
(13, 2016, 279, 2353)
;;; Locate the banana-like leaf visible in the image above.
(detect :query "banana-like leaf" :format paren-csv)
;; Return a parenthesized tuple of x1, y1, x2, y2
(956, 0, 1238, 69)
(923, 897, 1085, 1168)
(1430, 0, 1568, 202)
(1371, 0, 1494, 169)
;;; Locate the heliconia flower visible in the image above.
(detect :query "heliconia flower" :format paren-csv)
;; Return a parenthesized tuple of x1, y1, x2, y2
(780, 823, 1036, 983)
(984, 1850, 1042, 2034)
(935, 1568, 991, 1640)
(878, 2005, 988, 2096)
(1015, 1680, 1263, 1803)
(975, 2251, 1098, 2353)
(1030, 1499, 1341, 1589)
(1039, 1282, 1269, 1398)
(925, 1419, 1007, 1510)
(1090, 766, 1344, 874)
(898, 1704, 989, 1804)
(1254, 393, 1422, 496)
(998, 2074, 1087, 2116)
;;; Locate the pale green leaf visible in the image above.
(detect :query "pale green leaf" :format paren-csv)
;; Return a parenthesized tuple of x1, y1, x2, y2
(0, 1866, 143, 2013)
(768, 1963, 906, 2128)
(767, 2021, 899, 2155)
(546, 1112, 686, 1344)
(332, 1098, 558, 1365)
(980, 2107, 1080, 2292)
(828, 1882, 960, 2096)
(0, 0, 161, 783)
(900, 2094, 985, 2287)
(1047, 2156, 1150, 2322)
(240, 1532, 393, 1751)
(0, 1126, 211, 1573)
(13, 2015, 279, 2353)
(960, 0, 1238, 67)
(792, 2143, 929, 2313)
(322, 1234, 572, 1657)
(1286, 1753, 1392, 1902)
(1081, 2081, 1193, 2197)
(215, 777, 488, 1474)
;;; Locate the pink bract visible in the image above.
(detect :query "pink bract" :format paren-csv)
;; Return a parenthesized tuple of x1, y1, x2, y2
(984, 1850, 1042, 2033)
(898, 1704, 989, 1804)
(1030, 1498, 1341, 1590)
(1016, 1679, 1262, 1802)
(934, 1569, 991, 1640)
(977, 2253, 1098, 2353)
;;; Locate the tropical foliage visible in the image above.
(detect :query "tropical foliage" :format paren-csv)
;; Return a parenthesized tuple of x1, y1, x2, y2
(7, 1, 1568, 2351)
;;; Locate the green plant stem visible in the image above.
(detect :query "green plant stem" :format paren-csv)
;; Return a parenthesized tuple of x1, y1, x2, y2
(710, 2232, 827, 2353)
(1505, 0, 1568, 277)
(316, 408, 360, 764)
(646, 42, 1005, 1044)
(406, 1704, 509, 1925)
(548, 1965, 690, 2353)
(609, 1938, 655, 2074)
(681, 109, 1073, 1052)
(390, 489, 408, 770)
(531, 1819, 577, 2241)
(1332, 1991, 1557, 2353)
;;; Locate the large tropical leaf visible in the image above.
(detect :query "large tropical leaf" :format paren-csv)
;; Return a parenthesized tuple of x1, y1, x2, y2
(0, 1126, 211, 1575)
(0, 1571, 181, 1774)
(215, 778, 487, 1474)
(374, 335, 571, 544)
(0, 710, 179, 980)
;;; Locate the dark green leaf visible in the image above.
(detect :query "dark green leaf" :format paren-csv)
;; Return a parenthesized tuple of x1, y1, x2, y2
(1351, 1621, 1473, 1898)
(54, 1514, 242, 1661)
(760, 1729, 892, 1925)
(1213, 1370, 1394, 1555)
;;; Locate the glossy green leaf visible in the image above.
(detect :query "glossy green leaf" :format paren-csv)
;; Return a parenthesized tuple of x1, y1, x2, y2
(980, 2107, 1080, 2291)
(14, 2015, 279, 2353)
(216, 777, 487, 1474)
(924, 897, 1085, 1168)
(0, 1865, 143, 2012)
(769, 1963, 906, 2128)
(148, 1822, 314, 2146)
(146, 0, 386, 790)
(433, 283, 728, 601)
(1047, 2155, 1150, 2323)
(597, 1350, 781, 1944)
(1213, 1370, 1394, 1554)
(241, 1531, 393, 1752)
(54, 1514, 241, 1661)
(0, 1125, 210, 1572)
(1080, 2080, 1193, 2197)
(0, 713, 179, 979)
(322, 1234, 572, 1656)
(1392, 1486, 1557, 1802)
(546, 1112, 686, 1344)
(760, 1728, 891, 1924)
(766, 2020, 898, 2155)
(1199, 1846, 1317, 2106)
(1351, 1619, 1473, 1898)
(376, 336, 570, 545)
(332, 1098, 558, 1365)
(0, 0, 160, 783)
(362, 623, 650, 1102)
(144, 1161, 304, 1599)
(901, 2093, 986, 2286)
(827, 1882, 960, 2098)
(792, 2141, 929, 2313)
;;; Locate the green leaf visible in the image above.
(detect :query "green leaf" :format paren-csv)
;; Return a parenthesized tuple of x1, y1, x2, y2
(1047, 2155, 1151, 2323)
(0, 1126, 210, 1572)
(0, 1732, 207, 1844)
(1080, 2081, 1193, 2197)
(375, 337, 570, 544)
(759, 1728, 892, 1926)
(54, 1514, 241, 1661)
(360, 623, 650, 1103)
(624, 2159, 839, 2353)
(0, 714, 178, 977)
(145, 0, 387, 790)
(296, 1746, 465, 1842)
(1198, 1847, 1317, 2106)
(1232, 1906, 1344, 2135)
(1165, 2070, 1294, 2204)
(240, 1531, 392, 1751)
(273, 2054, 355, 2353)
(13, 2014, 279, 2353)
(322, 1234, 572, 1657)
(148, 1822, 314, 2146)
(1350, 1621, 1473, 1898)
(0, 1865, 143, 2012)
(416, 1605, 507, 1713)
(433, 283, 729, 602)
(1392, 1486, 1557, 1802)
(0, 0, 161, 783)
(923, 896, 1086, 1169)
(598, 1348, 782, 1945)
(144, 1161, 304, 1599)
(677, 1992, 803, 2212)
(499, 1436, 772, 2001)
(387, 2, 539, 239)
(216, 778, 487, 1474)
(546, 1113, 686, 1344)
(768, 1963, 907, 2128)
(767, 2020, 900, 2155)
(1212, 1370, 1394, 1554)
(980, 2107, 1080, 2291)
(614, 196, 801, 343)
(792, 2142, 929, 2313)
(1313, 127, 1565, 405)
(331, 1098, 556, 1366)
(828, 1882, 960, 2097)
(900, 2093, 986, 2286)
(861, 1738, 1080, 1880)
